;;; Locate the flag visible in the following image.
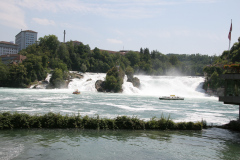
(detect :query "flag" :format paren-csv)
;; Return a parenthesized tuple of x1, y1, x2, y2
(228, 20, 232, 40)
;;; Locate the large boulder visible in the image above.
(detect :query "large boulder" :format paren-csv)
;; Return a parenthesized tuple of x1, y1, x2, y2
(95, 80, 106, 92)
(46, 80, 69, 89)
(127, 76, 140, 88)
(132, 77, 140, 88)
(126, 74, 134, 82)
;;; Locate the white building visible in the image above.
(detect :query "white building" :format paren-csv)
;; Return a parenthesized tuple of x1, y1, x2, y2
(0, 41, 18, 56)
(15, 30, 38, 51)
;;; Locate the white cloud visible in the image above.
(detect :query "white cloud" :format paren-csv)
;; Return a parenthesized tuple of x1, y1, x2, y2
(15, 0, 163, 19)
(16, 0, 95, 13)
(60, 23, 96, 35)
(131, 29, 172, 39)
(0, 1, 27, 29)
(16, 0, 59, 12)
(0, 0, 218, 26)
(32, 18, 55, 26)
(107, 39, 123, 44)
(186, 0, 216, 3)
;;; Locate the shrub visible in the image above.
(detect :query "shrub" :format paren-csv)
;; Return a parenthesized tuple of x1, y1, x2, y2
(0, 112, 204, 130)
(194, 122, 203, 130)
(201, 119, 207, 129)
(0, 112, 13, 129)
(12, 112, 31, 128)
(115, 116, 133, 129)
(177, 122, 187, 130)
(145, 116, 158, 129)
(186, 122, 194, 130)
(167, 120, 176, 130)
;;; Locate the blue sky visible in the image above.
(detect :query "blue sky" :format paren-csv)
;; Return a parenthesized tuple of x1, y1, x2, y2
(0, 0, 239, 55)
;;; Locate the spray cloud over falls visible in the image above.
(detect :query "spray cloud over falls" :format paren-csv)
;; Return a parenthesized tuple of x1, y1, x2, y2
(68, 73, 206, 98)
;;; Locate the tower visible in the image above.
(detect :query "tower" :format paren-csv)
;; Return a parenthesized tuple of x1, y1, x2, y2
(63, 30, 66, 43)
(15, 30, 37, 51)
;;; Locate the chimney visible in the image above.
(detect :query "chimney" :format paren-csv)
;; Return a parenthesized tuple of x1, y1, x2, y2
(63, 30, 66, 43)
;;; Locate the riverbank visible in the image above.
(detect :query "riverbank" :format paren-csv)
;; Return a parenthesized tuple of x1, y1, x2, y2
(0, 112, 205, 130)
(220, 119, 240, 131)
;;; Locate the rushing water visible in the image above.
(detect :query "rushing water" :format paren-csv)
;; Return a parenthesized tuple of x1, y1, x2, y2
(0, 73, 240, 160)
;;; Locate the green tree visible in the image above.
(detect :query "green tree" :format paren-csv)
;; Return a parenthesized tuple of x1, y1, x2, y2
(93, 47, 101, 60)
(57, 43, 71, 69)
(125, 51, 140, 67)
(81, 63, 87, 73)
(9, 64, 28, 87)
(169, 55, 179, 66)
(0, 61, 9, 86)
(23, 54, 47, 82)
(105, 75, 118, 91)
(143, 48, 151, 62)
(49, 58, 68, 72)
(39, 35, 60, 56)
(105, 67, 124, 92)
(210, 71, 219, 90)
(50, 68, 65, 88)
(125, 66, 134, 80)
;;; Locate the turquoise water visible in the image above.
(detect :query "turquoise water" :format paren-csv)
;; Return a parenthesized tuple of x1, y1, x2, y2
(0, 75, 240, 159)
(0, 128, 240, 160)
(0, 88, 238, 125)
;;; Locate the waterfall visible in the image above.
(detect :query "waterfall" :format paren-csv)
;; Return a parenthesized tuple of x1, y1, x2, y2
(45, 73, 52, 82)
(30, 73, 52, 89)
(68, 73, 105, 92)
(136, 75, 206, 97)
(68, 73, 206, 98)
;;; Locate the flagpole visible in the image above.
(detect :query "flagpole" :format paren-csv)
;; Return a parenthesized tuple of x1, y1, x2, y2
(228, 36, 231, 63)
(228, 19, 232, 64)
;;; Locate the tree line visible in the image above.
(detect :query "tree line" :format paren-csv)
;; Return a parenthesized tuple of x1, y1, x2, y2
(0, 34, 217, 88)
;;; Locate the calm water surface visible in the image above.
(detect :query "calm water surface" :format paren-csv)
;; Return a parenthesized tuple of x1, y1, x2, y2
(1, 128, 240, 160)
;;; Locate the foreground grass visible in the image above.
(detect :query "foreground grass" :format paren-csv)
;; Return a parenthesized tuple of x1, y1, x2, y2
(0, 112, 206, 130)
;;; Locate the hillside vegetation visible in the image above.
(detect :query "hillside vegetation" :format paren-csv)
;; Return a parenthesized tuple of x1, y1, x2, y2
(0, 34, 218, 88)
(203, 37, 240, 91)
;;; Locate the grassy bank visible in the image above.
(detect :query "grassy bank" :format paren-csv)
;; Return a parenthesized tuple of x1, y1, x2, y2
(0, 112, 206, 130)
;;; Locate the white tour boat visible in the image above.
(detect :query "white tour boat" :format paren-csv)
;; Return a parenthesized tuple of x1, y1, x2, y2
(159, 95, 184, 100)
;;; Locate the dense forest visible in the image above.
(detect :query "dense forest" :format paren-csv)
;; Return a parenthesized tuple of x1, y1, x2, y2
(0, 34, 218, 88)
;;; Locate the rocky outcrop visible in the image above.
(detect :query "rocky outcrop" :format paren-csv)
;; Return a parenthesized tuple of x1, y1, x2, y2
(95, 79, 123, 93)
(127, 76, 140, 88)
(32, 80, 49, 89)
(95, 80, 106, 92)
(132, 77, 140, 88)
(95, 67, 124, 93)
(70, 73, 83, 79)
(46, 80, 69, 89)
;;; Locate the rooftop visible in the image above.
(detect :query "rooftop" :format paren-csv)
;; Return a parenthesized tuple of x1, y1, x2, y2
(15, 30, 38, 37)
(22, 30, 37, 33)
(0, 54, 27, 65)
(72, 40, 82, 44)
(0, 41, 18, 46)
(99, 49, 118, 54)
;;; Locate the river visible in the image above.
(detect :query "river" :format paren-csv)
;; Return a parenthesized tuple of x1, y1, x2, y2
(0, 73, 240, 160)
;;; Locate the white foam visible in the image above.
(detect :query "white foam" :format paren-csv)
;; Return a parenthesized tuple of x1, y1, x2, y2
(45, 73, 52, 82)
(69, 73, 207, 98)
(175, 112, 231, 125)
